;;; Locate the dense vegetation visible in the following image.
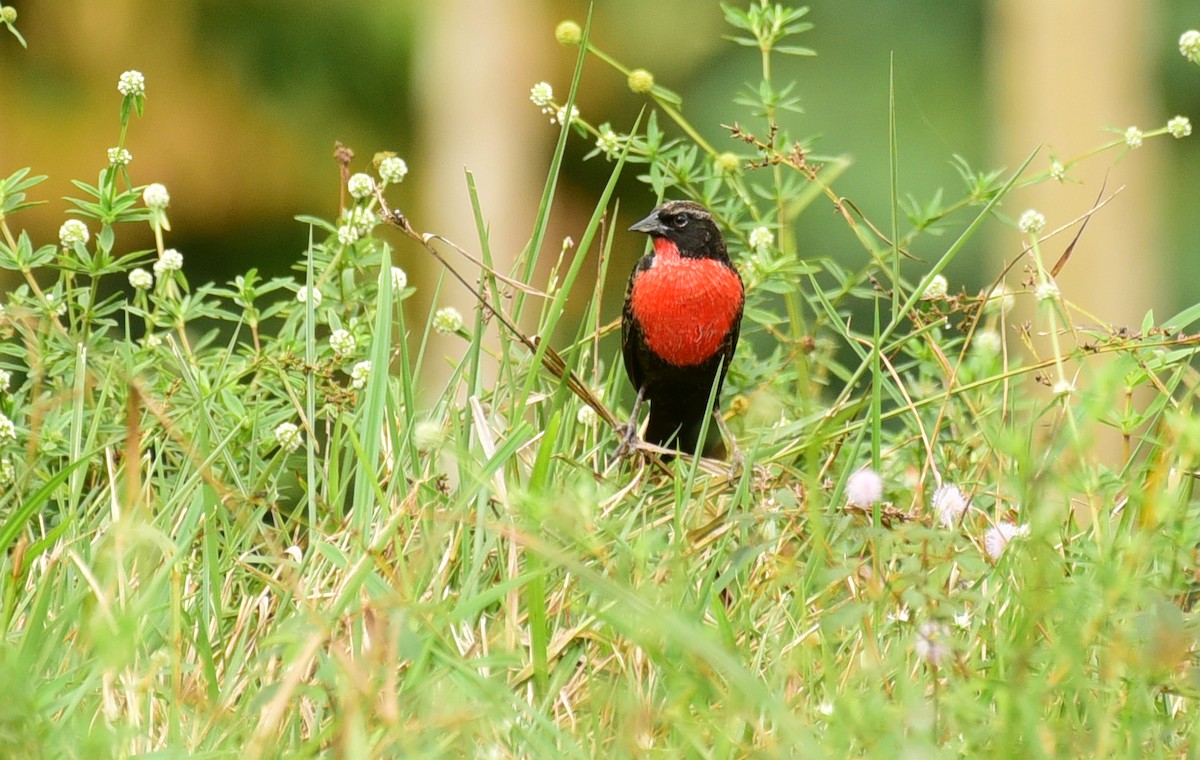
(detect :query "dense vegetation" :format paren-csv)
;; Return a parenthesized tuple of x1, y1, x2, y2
(3, 5, 1200, 757)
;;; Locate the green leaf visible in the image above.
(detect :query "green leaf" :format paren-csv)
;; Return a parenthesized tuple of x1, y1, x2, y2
(294, 214, 337, 234)
(3, 21, 27, 48)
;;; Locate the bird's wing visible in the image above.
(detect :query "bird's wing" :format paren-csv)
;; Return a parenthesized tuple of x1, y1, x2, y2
(621, 262, 645, 393)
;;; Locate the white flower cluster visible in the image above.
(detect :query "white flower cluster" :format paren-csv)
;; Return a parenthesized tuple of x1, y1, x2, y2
(932, 484, 969, 527)
(922, 274, 948, 301)
(350, 360, 371, 390)
(1180, 30, 1200, 63)
(0, 411, 16, 445)
(275, 422, 302, 453)
(329, 328, 356, 358)
(1018, 209, 1045, 235)
(748, 226, 774, 252)
(143, 183, 170, 210)
(433, 307, 464, 335)
(390, 266, 408, 291)
(107, 147, 133, 166)
(58, 219, 89, 248)
(297, 286, 323, 307)
(379, 156, 408, 185)
(845, 467, 883, 507)
(118, 70, 145, 97)
(153, 248, 183, 275)
(529, 81, 554, 107)
(595, 127, 622, 159)
(347, 172, 375, 199)
(529, 81, 580, 125)
(129, 268, 153, 290)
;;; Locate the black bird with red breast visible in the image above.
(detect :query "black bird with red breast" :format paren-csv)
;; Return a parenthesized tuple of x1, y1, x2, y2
(621, 200, 744, 459)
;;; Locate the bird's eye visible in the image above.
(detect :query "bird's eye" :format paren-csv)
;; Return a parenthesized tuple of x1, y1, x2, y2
(669, 213, 689, 229)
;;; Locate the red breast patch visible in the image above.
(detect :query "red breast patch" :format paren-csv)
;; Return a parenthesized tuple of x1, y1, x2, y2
(630, 238, 743, 367)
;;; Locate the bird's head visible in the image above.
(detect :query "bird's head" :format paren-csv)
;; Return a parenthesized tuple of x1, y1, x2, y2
(629, 200, 728, 260)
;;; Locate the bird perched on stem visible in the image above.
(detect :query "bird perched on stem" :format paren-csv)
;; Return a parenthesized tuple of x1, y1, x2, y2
(621, 200, 744, 460)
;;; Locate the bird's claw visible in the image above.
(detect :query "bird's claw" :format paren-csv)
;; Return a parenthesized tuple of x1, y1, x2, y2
(725, 445, 745, 480)
(615, 423, 642, 459)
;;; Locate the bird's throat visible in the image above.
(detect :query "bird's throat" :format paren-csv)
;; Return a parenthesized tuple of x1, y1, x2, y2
(630, 240, 743, 367)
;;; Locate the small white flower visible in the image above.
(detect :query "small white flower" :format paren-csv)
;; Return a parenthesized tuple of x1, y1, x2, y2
(972, 329, 1002, 356)
(413, 420, 445, 451)
(0, 411, 16, 445)
(747, 250, 772, 279)
(552, 104, 580, 126)
(953, 611, 971, 629)
(1168, 115, 1192, 139)
(846, 467, 884, 507)
(748, 226, 774, 251)
(58, 219, 89, 248)
(350, 360, 371, 390)
(337, 225, 360, 245)
(932, 483, 969, 527)
(529, 81, 554, 107)
(379, 156, 408, 185)
(390, 266, 408, 291)
(1123, 126, 1144, 149)
(986, 283, 1016, 314)
(888, 606, 911, 624)
(274, 421, 303, 453)
(1049, 160, 1066, 181)
(142, 183, 170, 209)
(0, 369, 10, 392)
(595, 127, 622, 158)
(44, 292, 66, 316)
(1052, 379, 1075, 396)
(128, 268, 153, 290)
(983, 520, 1029, 560)
(915, 621, 951, 666)
(344, 206, 378, 237)
(1018, 209, 1045, 235)
(107, 147, 133, 166)
(817, 701, 835, 717)
(329, 328, 356, 358)
(577, 404, 598, 426)
(347, 172, 375, 199)
(433, 306, 464, 335)
(117, 70, 145, 97)
(1034, 280, 1060, 302)
(922, 274, 948, 301)
(1180, 30, 1200, 63)
(153, 248, 183, 275)
(0, 456, 12, 486)
(297, 286, 322, 307)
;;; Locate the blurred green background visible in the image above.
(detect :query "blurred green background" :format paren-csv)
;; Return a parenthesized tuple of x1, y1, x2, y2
(2, 0, 1198, 331)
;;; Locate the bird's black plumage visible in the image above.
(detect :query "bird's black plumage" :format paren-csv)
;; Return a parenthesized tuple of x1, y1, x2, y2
(621, 200, 744, 459)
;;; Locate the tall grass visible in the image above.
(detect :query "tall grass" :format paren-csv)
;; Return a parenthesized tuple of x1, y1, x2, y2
(2, 4, 1200, 758)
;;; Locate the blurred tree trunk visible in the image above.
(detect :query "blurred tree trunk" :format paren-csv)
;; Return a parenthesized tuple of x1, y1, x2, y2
(988, 1, 1164, 461)
(989, 0, 1163, 323)
(413, 0, 552, 404)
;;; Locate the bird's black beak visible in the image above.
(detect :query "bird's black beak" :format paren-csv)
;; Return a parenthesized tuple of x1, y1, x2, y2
(629, 210, 667, 236)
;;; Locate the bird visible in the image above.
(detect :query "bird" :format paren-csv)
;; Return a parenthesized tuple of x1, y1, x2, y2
(621, 199, 744, 460)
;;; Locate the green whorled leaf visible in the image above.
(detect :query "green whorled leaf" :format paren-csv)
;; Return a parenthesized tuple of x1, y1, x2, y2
(98, 224, 115, 256)
(294, 214, 338, 234)
(4, 20, 28, 48)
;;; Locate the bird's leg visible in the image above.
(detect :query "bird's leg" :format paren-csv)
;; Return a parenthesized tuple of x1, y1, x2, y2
(714, 409, 744, 475)
(615, 386, 646, 458)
